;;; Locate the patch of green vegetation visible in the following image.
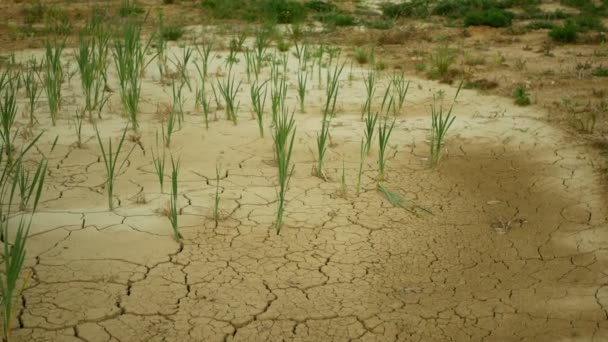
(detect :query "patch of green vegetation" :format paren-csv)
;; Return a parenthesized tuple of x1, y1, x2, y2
(513, 86, 531, 106)
(574, 14, 605, 32)
(305, 0, 336, 13)
(592, 66, 608, 77)
(382, 0, 431, 19)
(119, 0, 145, 17)
(364, 19, 394, 30)
(201, 0, 306, 23)
(316, 12, 357, 27)
(549, 20, 578, 43)
(464, 9, 514, 27)
(526, 20, 556, 30)
(162, 24, 184, 41)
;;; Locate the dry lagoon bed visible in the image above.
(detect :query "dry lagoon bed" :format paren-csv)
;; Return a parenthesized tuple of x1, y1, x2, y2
(4, 40, 608, 342)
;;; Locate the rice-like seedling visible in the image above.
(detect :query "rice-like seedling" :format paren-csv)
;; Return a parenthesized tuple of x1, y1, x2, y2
(195, 39, 213, 79)
(377, 183, 432, 216)
(363, 109, 378, 156)
(171, 46, 193, 91)
(0, 71, 19, 166)
(75, 31, 110, 121)
(377, 117, 395, 182)
(95, 124, 136, 210)
(225, 37, 240, 67)
(316, 45, 324, 88)
(42, 39, 65, 126)
(315, 62, 344, 179)
(430, 83, 461, 167)
(112, 18, 155, 132)
(0, 147, 45, 341)
(151, 131, 166, 193)
(356, 139, 365, 195)
(213, 164, 221, 227)
(216, 67, 241, 124)
(361, 70, 376, 119)
(391, 72, 410, 115)
(250, 79, 268, 138)
(168, 155, 181, 240)
(380, 82, 394, 115)
(296, 55, 308, 113)
(272, 107, 296, 234)
(22, 58, 42, 127)
(195, 82, 211, 129)
(155, 11, 168, 78)
(171, 78, 187, 127)
(270, 63, 287, 125)
(163, 105, 177, 148)
(72, 109, 84, 148)
(254, 27, 272, 66)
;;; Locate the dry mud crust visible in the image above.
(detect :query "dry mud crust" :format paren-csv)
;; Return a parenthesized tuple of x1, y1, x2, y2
(4, 43, 608, 342)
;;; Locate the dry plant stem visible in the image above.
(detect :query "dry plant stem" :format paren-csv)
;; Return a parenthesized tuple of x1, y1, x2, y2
(95, 125, 136, 210)
(356, 139, 365, 195)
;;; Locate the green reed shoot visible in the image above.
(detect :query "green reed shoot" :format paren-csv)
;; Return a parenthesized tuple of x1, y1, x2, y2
(72, 109, 84, 148)
(171, 78, 187, 127)
(43, 39, 64, 126)
(315, 63, 344, 179)
(171, 46, 193, 91)
(0, 144, 46, 342)
(380, 82, 394, 115)
(391, 72, 410, 115)
(361, 70, 376, 119)
(363, 109, 378, 156)
(270, 64, 287, 125)
(95, 125, 136, 210)
(76, 32, 109, 121)
(213, 164, 221, 227)
(430, 83, 461, 167)
(216, 68, 241, 124)
(356, 139, 365, 195)
(273, 107, 296, 234)
(0, 72, 18, 166)
(377, 118, 395, 182)
(155, 11, 168, 78)
(169, 155, 181, 241)
(296, 57, 308, 113)
(323, 62, 344, 117)
(151, 131, 166, 193)
(15, 158, 47, 211)
(163, 106, 177, 148)
(250, 79, 268, 138)
(22, 58, 42, 127)
(254, 27, 272, 66)
(195, 39, 213, 79)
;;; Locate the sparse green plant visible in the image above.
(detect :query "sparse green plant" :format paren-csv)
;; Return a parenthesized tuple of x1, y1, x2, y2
(356, 139, 365, 195)
(171, 79, 187, 127)
(151, 131, 166, 193)
(196, 81, 211, 129)
(119, 0, 144, 17)
(216, 68, 241, 124)
(430, 83, 461, 167)
(22, 59, 42, 127)
(72, 109, 84, 148)
(315, 63, 344, 178)
(112, 18, 155, 132)
(42, 39, 64, 126)
(168, 155, 181, 241)
(391, 72, 410, 115)
(0, 140, 46, 342)
(377, 118, 395, 182)
(429, 45, 454, 79)
(277, 39, 291, 53)
(296, 57, 308, 113)
(361, 70, 376, 119)
(163, 105, 177, 148)
(162, 23, 184, 41)
(354, 48, 370, 64)
(171, 46, 193, 90)
(95, 125, 137, 210)
(0, 71, 19, 166)
(513, 86, 531, 106)
(270, 64, 287, 125)
(272, 107, 296, 234)
(254, 27, 272, 66)
(251, 79, 268, 138)
(549, 20, 578, 43)
(76, 32, 110, 121)
(377, 183, 432, 216)
(363, 109, 379, 156)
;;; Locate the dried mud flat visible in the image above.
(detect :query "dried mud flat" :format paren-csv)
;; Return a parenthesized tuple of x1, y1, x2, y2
(5, 42, 608, 342)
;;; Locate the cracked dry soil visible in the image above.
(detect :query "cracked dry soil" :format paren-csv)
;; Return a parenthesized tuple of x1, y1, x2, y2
(5, 44, 608, 342)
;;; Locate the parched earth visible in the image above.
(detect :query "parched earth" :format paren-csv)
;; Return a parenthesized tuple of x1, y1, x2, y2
(5, 44, 608, 341)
